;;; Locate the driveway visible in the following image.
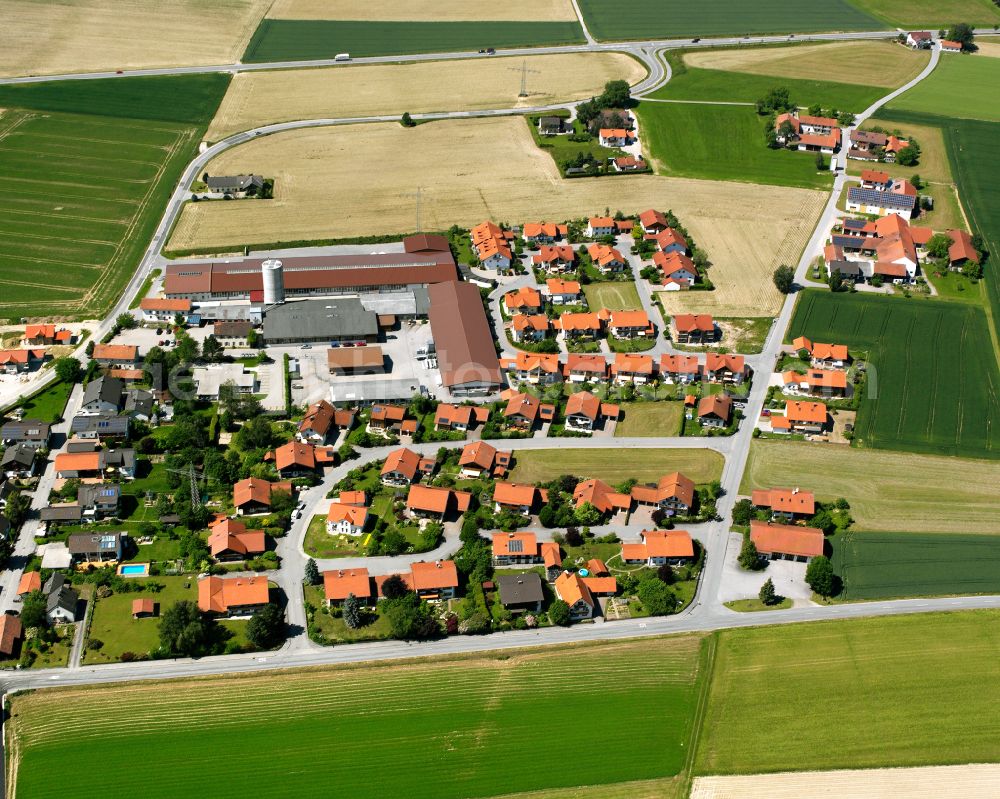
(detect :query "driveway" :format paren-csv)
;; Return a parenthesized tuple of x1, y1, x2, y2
(718, 532, 814, 605)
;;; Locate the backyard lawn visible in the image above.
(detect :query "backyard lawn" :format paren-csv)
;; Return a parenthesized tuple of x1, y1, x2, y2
(304, 584, 393, 643)
(614, 401, 683, 437)
(509, 447, 723, 485)
(15, 379, 72, 422)
(303, 513, 368, 559)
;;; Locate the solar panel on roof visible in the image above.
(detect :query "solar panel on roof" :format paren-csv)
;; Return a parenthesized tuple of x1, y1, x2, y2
(508, 540, 524, 553)
(848, 187, 916, 209)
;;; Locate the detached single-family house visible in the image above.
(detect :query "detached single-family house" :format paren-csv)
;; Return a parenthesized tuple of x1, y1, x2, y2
(638, 209, 669, 234)
(751, 487, 816, 522)
(612, 156, 646, 172)
(654, 228, 689, 255)
(573, 478, 631, 516)
(206, 174, 264, 195)
(697, 394, 733, 429)
(940, 39, 963, 52)
(493, 482, 544, 516)
(406, 484, 471, 521)
(68, 531, 126, 563)
(92, 344, 139, 369)
(906, 30, 933, 48)
(586, 216, 617, 238)
(629, 472, 696, 516)
(44, 574, 79, 624)
(564, 353, 608, 383)
(750, 520, 824, 563)
(434, 403, 489, 433)
(458, 440, 511, 479)
(492, 531, 541, 565)
(233, 477, 293, 515)
(782, 368, 848, 397)
(673, 314, 717, 344)
(564, 391, 618, 433)
(532, 245, 576, 273)
(381, 447, 424, 485)
(772, 400, 829, 434)
(792, 337, 850, 369)
(506, 352, 562, 386)
(611, 352, 654, 385)
(1, 419, 51, 449)
(0, 349, 48, 374)
(653, 251, 697, 286)
(70, 413, 130, 442)
(272, 440, 323, 478)
(409, 560, 459, 600)
(587, 243, 627, 274)
(2, 444, 38, 478)
(774, 112, 841, 153)
(471, 221, 515, 271)
(208, 519, 266, 562)
(78, 483, 121, 520)
(608, 310, 654, 339)
(554, 570, 596, 620)
(297, 399, 337, 444)
(511, 313, 552, 344)
(522, 221, 567, 244)
(368, 404, 408, 434)
(497, 572, 544, 613)
(80, 376, 125, 415)
(326, 502, 369, 535)
(555, 312, 603, 341)
(659, 354, 700, 384)
(598, 128, 632, 147)
(504, 286, 544, 314)
(23, 324, 72, 346)
(546, 278, 582, 305)
(538, 116, 566, 135)
(323, 568, 373, 606)
(198, 574, 270, 616)
(621, 529, 695, 566)
(705, 353, 748, 384)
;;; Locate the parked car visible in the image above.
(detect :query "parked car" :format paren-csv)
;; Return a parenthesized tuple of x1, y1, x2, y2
(301, 343, 312, 349)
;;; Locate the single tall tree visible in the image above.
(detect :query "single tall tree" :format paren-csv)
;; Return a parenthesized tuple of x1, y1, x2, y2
(53, 356, 82, 384)
(247, 603, 285, 649)
(343, 593, 361, 629)
(738, 533, 762, 571)
(20, 591, 48, 629)
(548, 599, 571, 627)
(773, 264, 795, 294)
(806, 555, 837, 597)
(304, 558, 320, 586)
(759, 577, 778, 606)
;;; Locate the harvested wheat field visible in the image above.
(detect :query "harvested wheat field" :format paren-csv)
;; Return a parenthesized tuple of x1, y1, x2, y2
(656, 207, 818, 316)
(0, 0, 269, 78)
(741, 439, 1000, 533)
(691, 764, 1000, 799)
(171, 117, 824, 315)
(974, 38, 1000, 58)
(684, 40, 928, 88)
(206, 53, 646, 139)
(266, 0, 577, 20)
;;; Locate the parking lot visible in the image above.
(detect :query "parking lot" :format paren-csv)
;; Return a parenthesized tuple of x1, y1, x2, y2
(719, 532, 813, 604)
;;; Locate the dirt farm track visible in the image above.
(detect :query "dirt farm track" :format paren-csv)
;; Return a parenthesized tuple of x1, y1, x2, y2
(171, 117, 825, 316)
(691, 764, 1000, 799)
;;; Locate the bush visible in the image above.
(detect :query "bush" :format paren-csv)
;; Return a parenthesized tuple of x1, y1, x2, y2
(806, 555, 837, 597)
(738, 533, 763, 571)
(548, 599, 571, 626)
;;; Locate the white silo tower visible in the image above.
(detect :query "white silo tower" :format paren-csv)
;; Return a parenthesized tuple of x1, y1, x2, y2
(262, 259, 285, 305)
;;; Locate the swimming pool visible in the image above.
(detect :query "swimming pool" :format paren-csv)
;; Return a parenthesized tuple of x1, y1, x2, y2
(118, 563, 149, 577)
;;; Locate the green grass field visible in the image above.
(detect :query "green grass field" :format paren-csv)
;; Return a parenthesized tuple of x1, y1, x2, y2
(577, 0, 880, 40)
(695, 611, 1000, 774)
(14, 379, 72, 422)
(614, 401, 683, 437)
(852, 0, 1000, 27)
(647, 52, 885, 110)
(831, 531, 1000, 600)
(741, 439, 1000, 534)
(10, 636, 706, 799)
(887, 54, 1000, 122)
(243, 20, 585, 61)
(582, 281, 642, 310)
(788, 290, 1000, 459)
(0, 75, 228, 321)
(509, 447, 723, 485)
(636, 102, 833, 190)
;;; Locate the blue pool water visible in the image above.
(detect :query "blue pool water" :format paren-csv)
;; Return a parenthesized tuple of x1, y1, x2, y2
(120, 564, 148, 576)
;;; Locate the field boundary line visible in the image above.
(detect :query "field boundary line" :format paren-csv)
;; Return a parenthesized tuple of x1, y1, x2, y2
(684, 632, 717, 788)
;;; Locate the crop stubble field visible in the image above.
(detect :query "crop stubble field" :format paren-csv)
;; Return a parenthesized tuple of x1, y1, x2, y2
(691, 764, 1000, 799)
(788, 290, 1000, 459)
(0, 76, 228, 321)
(695, 611, 1000, 775)
(741, 440, 1000, 533)
(509, 447, 723, 485)
(7, 637, 705, 799)
(0, 0, 268, 78)
(206, 53, 647, 140)
(266, 0, 578, 20)
(170, 117, 824, 317)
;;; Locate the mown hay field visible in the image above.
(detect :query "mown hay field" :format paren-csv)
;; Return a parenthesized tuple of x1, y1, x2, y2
(788, 290, 1000, 460)
(0, 0, 268, 78)
(741, 440, 1000, 533)
(8, 637, 705, 799)
(692, 764, 1000, 799)
(169, 116, 825, 319)
(0, 75, 228, 322)
(243, 19, 585, 61)
(577, 0, 880, 40)
(831, 531, 1000, 600)
(267, 0, 577, 20)
(206, 52, 646, 140)
(683, 40, 927, 88)
(509, 447, 724, 485)
(696, 611, 1000, 774)
(887, 54, 1000, 123)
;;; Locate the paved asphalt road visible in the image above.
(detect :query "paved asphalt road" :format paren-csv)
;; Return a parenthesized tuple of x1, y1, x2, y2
(1, 34, 987, 696)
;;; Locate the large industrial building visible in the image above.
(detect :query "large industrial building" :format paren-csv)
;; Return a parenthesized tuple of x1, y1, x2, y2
(262, 297, 380, 345)
(427, 280, 501, 396)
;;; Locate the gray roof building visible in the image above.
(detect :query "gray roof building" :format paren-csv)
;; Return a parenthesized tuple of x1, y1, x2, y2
(82, 376, 125, 410)
(1, 443, 36, 472)
(206, 174, 264, 192)
(1, 419, 51, 447)
(262, 298, 379, 344)
(71, 414, 130, 439)
(497, 572, 545, 609)
(124, 389, 153, 419)
(847, 186, 917, 212)
(40, 505, 84, 523)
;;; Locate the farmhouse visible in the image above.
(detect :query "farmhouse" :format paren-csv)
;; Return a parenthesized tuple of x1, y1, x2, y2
(198, 575, 270, 616)
(750, 520, 824, 562)
(554, 570, 596, 619)
(752, 487, 816, 522)
(434, 403, 490, 433)
(705, 353, 747, 384)
(208, 519, 266, 562)
(697, 394, 733, 429)
(611, 352, 654, 385)
(496, 572, 544, 613)
(659, 354, 701, 384)
(139, 297, 191, 323)
(326, 502, 368, 535)
(212, 319, 254, 349)
(587, 243, 627, 274)
(406, 484, 471, 521)
(906, 31, 933, 49)
(234, 477, 293, 515)
(522, 222, 567, 244)
(92, 344, 139, 369)
(630, 472, 696, 515)
(774, 112, 841, 153)
(458, 440, 511, 479)
(564, 391, 619, 433)
(673, 314, 717, 344)
(546, 278, 582, 304)
(621, 529, 694, 566)
(848, 129, 889, 161)
(564, 353, 608, 383)
(940, 39, 963, 52)
(532, 245, 576, 272)
(427, 280, 502, 396)
(206, 174, 264, 195)
(846, 180, 918, 219)
(323, 568, 373, 606)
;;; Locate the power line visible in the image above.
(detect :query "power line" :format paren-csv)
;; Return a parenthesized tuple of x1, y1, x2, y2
(507, 59, 541, 98)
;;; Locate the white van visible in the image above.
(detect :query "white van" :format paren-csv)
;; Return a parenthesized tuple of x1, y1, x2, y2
(335, 53, 351, 62)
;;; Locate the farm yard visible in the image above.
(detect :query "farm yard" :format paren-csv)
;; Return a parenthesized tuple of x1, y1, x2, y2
(576, 0, 881, 41)
(695, 611, 1000, 775)
(243, 20, 585, 61)
(0, 75, 228, 321)
(741, 440, 1000, 534)
(636, 102, 834, 190)
(508, 447, 723, 485)
(788, 290, 1000, 460)
(886, 54, 1000, 123)
(206, 53, 647, 140)
(691, 764, 1000, 799)
(167, 116, 827, 299)
(0, 0, 268, 79)
(266, 0, 578, 20)
(7, 637, 706, 799)
(830, 531, 1000, 600)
